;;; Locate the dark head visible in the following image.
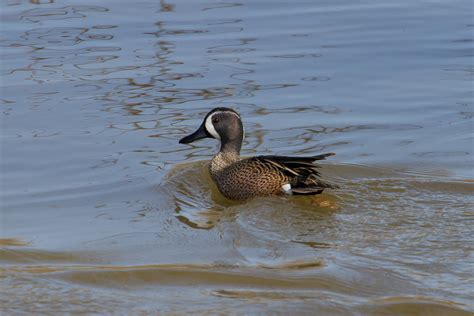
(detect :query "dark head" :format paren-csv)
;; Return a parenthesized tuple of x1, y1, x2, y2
(179, 107, 244, 153)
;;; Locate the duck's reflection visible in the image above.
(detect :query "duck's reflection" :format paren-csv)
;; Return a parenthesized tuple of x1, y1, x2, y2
(173, 182, 239, 229)
(169, 161, 227, 229)
(175, 207, 224, 230)
(169, 161, 339, 230)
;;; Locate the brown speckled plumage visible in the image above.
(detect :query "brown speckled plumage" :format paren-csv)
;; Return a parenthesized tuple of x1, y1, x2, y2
(210, 152, 336, 200)
(179, 107, 338, 201)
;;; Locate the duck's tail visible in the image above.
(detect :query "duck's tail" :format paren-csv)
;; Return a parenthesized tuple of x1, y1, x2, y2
(260, 153, 339, 195)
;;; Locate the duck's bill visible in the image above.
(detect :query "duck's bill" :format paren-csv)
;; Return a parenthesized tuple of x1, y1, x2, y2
(179, 124, 210, 144)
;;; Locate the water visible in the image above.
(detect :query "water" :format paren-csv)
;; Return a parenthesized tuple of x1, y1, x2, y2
(1, 0, 473, 314)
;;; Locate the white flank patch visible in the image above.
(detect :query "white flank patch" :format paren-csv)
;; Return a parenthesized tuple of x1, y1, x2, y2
(282, 183, 292, 194)
(205, 113, 221, 139)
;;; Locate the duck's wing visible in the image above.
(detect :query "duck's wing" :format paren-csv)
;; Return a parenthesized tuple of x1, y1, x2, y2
(258, 153, 334, 174)
(259, 153, 335, 163)
(255, 153, 338, 195)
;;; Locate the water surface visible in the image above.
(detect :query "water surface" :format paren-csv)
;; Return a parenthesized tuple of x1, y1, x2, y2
(1, 0, 473, 314)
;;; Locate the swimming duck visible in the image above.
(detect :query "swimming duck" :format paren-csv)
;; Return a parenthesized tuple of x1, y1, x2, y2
(179, 107, 337, 200)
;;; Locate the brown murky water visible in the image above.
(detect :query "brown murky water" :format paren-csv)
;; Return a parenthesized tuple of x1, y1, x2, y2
(1, 0, 473, 314)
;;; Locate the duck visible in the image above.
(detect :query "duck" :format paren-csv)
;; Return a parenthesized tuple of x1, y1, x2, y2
(179, 107, 338, 200)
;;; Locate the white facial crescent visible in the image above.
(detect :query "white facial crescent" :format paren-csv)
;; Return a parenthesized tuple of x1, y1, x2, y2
(205, 112, 221, 140)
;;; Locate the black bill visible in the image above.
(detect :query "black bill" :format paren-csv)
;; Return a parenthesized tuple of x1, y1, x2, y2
(179, 123, 210, 144)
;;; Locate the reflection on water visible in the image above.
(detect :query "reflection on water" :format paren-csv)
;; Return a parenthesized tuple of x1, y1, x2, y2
(1, 0, 473, 314)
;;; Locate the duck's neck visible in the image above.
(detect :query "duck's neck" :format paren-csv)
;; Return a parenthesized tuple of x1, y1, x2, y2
(210, 139, 241, 174)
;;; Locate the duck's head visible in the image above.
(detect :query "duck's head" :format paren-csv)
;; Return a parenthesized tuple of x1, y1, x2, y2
(179, 107, 244, 152)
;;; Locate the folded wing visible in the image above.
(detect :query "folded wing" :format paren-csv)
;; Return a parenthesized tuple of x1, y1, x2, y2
(257, 153, 338, 195)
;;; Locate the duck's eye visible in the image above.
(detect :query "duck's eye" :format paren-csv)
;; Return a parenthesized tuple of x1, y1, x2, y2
(212, 117, 219, 124)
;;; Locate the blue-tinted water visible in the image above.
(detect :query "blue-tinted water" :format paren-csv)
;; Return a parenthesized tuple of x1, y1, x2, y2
(1, 0, 473, 314)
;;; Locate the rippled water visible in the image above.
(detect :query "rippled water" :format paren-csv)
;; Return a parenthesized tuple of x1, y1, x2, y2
(1, 0, 473, 314)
